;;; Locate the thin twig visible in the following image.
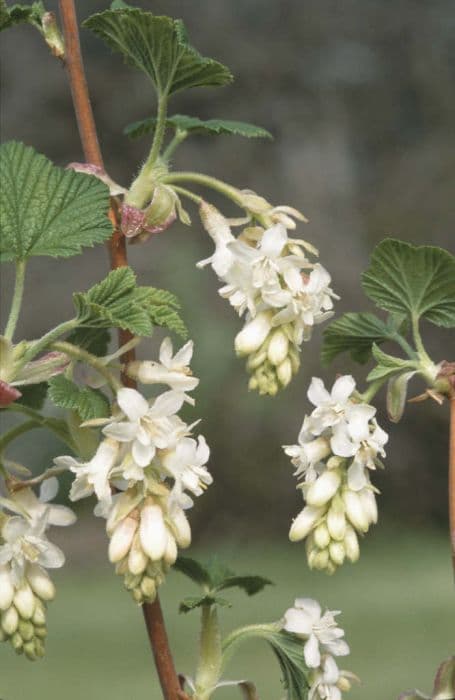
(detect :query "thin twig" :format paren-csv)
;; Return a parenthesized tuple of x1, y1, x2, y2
(58, 2, 185, 697)
(449, 395, 455, 574)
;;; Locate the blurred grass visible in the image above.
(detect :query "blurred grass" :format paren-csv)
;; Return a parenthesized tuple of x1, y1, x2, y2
(1, 527, 453, 700)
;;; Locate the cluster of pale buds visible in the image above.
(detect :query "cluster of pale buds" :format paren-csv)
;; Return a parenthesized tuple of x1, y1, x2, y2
(284, 376, 387, 573)
(0, 479, 75, 660)
(282, 598, 356, 700)
(55, 338, 212, 601)
(106, 484, 191, 603)
(197, 201, 337, 394)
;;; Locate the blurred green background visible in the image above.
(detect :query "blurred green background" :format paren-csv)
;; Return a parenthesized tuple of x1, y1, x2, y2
(0, 0, 454, 698)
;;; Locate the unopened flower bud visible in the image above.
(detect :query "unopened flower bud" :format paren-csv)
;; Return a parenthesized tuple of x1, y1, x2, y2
(18, 620, 34, 642)
(329, 541, 346, 566)
(0, 565, 14, 610)
(289, 505, 324, 541)
(337, 677, 352, 692)
(343, 491, 369, 532)
(139, 505, 167, 561)
(235, 312, 273, 356)
(359, 489, 378, 524)
(11, 631, 23, 651)
(164, 533, 178, 566)
(128, 534, 148, 575)
(23, 639, 36, 660)
(2, 606, 19, 635)
(34, 625, 47, 639)
(27, 564, 56, 602)
(267, 330, 289, 366)
(32, 601, 46, 627)
(306, 470, 342, 507)
(14, 584, 35, 620)
(277, 358, 293, 387)
(140, 576, 157, 600)
(34, 638, 45, 658)
(344, 527, 360, 562)
(109, 516, 138, 563)
(312, 549, 330, 570)
(170, 508, 191, 548)
(327, 504, 347, 541)
(314, 524, 331, 549)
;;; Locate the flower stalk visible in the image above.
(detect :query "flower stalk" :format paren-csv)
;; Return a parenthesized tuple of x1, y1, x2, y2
(57, 2, 186, 698)
(4, 260, 27, 342)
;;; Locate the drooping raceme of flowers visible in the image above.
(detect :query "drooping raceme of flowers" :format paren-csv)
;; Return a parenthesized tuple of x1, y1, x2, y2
(197, 201, 337, 395)
(54, 337, 212, 603)
(281, 597, 357, 700)
(283, 375, 387, 573)
(0, 478, 76, 660)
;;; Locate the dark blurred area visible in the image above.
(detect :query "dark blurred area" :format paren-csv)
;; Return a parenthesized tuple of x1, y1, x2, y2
(1, 0, 454, 539)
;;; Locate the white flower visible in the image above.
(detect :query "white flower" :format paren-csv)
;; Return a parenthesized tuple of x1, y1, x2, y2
(55, 438, 119, 514)
(309, 656, 342, 700)
(103, 388, 186, 468)
(7, 478, 76, 528)
(0, 515, 65, 585)
(160, 435, 212, 508)
(306, 376, 356, 435)
(283, 598, 349, 668)
(127, 337, 199, 393)
(284, 419, 331, 481)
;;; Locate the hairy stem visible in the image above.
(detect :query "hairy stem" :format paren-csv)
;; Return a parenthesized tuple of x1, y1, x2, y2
(23, 319, 79, 363)
(449, 395, 455, 574)
(171, 185, 203, 206)
(194, 605, 222, 700)
(162, 171, 243, 205)
(4, 260, 27, 341)
(0, 420, 40, 454)
(144, 94, 169, 169)
(58, 2, 184, 697)
(9, 464, 70, 492)
(162, 129, 188, 162)
(3, 404, 78, 452)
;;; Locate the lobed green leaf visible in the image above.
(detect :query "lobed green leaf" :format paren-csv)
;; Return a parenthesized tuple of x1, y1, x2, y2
(179, 594, 231, 614)
(125, 114, 272, 140)
(362, 239, 455, 328)
(366, 344, 416, 382)
(84, 8, 233, 97)
(321, 312, 403, 365)
(0, 142, 112, 262)
(48, 375, 110, 422)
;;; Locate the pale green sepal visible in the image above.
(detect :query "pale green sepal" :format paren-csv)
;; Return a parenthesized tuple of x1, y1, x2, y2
(386, 371, 417, 423)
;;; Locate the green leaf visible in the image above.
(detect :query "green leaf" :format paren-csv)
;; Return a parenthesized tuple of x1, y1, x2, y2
(0, 142, 112, 262)
(15, 382, 47, 410)
(66, 327, 111, 357)
(125, 114, 272, 140)
(214, 575, 273, 597)
(179, 594, 231, 614)
(267, 632, 310, 700)
(174, 556, 212, 588)
(48, 375, 110, 422)
(73, 267, 187, 338)
(367, 344, 416, 382)
(84, 9, 233, 97)
(321, 312, 403, 365)
(362, 239, 455, 328)
(0, 2, 32, 31)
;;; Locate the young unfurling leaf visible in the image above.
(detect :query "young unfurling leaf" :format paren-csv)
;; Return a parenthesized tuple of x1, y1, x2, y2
(124, 115, 272, 141)
(48, 375, 110, 422)
(321, 312, 405, 365)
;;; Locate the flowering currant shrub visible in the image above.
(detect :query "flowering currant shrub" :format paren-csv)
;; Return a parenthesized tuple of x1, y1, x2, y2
(0, 2, 454, 699)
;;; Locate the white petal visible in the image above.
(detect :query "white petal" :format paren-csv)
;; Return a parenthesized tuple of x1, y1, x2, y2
(47, 504, 77, 527)
(307, 378, 330, 407)
(304, 634, 321, 668)
(38, 541, 66, 569)
(151, 390, 185, 417)
(117, 387, 149, 421)
(173, 340, 194, 368)
(331, 375, 355, 404)
(103, 421, 138, 442)
(132, 440, 155, 468)
(159, 337, 174, 366)
(347, 462, 367, 491)
(260, 224, 287, 258)
(39, 477, 59, 503)
(330, 428, 357, 458)
(294, 598, 322, 621)
(283, 608, 313, 636)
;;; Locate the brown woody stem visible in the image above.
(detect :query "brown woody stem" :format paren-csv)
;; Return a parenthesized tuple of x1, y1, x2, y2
(58, 2, 185, 697)
(449, 395, 455, 574)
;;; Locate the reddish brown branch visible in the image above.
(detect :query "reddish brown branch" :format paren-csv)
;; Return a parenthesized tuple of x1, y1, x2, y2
(449, 395, 455, 574)
(58, 2, 184, 697)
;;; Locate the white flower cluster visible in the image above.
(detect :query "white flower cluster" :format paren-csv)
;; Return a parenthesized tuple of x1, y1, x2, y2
(283, 375, 388, 573)
(55, 338, 212, 603)
(197, 201, 337, 395)
(0, 479, 76, 660)
(282, 598, 356, 700)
